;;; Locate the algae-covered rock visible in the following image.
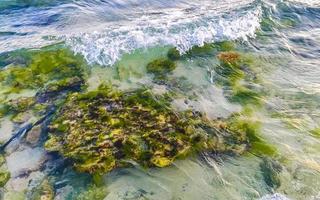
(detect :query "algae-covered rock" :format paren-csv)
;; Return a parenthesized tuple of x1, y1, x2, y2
(45, 85, 249, 174)
(260, 157, 283, 189)
(25, 125, 42, 146)
(45, 85, 204, 173)
(0, 97, 36, 119)
(146, 58, 176, 79)
(0, 48, 86, 93)
(167, 48, 181, 61)
(30, 179, 54, 200)
(0, 170, 10, 187)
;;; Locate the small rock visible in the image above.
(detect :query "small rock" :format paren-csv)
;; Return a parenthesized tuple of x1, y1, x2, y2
(6, 147, 47, 177)
(25, 125, 42, 146)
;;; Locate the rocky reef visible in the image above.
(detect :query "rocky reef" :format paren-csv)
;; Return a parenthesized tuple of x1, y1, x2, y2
(45, 84, 250, 174)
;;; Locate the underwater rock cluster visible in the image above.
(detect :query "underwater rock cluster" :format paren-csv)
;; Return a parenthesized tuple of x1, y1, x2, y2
(45, 85, 249, 174)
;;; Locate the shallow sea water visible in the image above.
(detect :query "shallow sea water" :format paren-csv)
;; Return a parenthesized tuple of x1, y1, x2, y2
(0, 0, 320, 200)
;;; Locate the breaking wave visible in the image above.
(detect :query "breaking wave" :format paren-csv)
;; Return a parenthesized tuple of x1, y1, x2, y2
(66, 1, 261, 65)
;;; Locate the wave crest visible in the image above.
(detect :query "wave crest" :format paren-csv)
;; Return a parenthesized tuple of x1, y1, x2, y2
(66, 3, 261, 66)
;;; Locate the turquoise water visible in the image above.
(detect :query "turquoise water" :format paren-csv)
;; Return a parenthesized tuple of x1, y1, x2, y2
(0, 0, 320, 199)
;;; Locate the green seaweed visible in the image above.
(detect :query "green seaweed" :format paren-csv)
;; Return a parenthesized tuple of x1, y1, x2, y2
(215, 51, 263, 106)
(167, 41, 235, 60)
(230, 86, 263, 106)
(227, 115, 277, 157)
(214, 41, 236, 52)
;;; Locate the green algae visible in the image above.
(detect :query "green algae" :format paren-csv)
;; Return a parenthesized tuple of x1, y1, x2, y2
(214, 41, 236, 52)
(0, 154, 10, 187)
(76, 185, 108, 200)
(227, 114, 277, 157)
(45, 85, 250, 174)
(310, 128, 320, 138)
(230, 86, 263, 106)
(215, 51, 264, 106)
(146, 58, 176, 79)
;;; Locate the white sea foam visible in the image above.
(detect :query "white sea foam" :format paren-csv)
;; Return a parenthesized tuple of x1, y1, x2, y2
(66, 2, 261, 66)
(260, 193, 291, 200)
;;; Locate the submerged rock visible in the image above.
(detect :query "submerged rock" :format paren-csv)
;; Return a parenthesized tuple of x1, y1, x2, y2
(45, 85, 249, 174)
(30, 179, 54, 200)
(6, 147, 47, 177)
(0, 169, 10, 187)
(36, 76, 85, 103)
(25, 125, 42, 146)
(167, 48, 181, 61)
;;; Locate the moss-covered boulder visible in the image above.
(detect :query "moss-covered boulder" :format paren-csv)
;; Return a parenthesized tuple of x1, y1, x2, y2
(146, 58, 176, 79)
(45, 85, 249, 174)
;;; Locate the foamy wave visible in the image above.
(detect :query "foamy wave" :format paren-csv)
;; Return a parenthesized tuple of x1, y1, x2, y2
(66, 4, 261, 66)
(260, 193, 291, 200)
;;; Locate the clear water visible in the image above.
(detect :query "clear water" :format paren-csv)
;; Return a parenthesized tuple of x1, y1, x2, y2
(0, 0, 320, 200)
